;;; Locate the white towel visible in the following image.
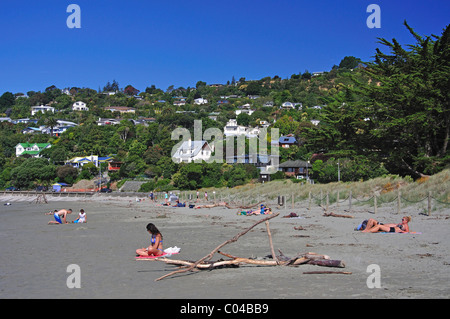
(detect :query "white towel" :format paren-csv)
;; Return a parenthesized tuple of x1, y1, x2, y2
(164, 246, 181, 256)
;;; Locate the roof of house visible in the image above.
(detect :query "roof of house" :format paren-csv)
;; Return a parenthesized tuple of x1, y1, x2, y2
(279, 136, 297, 144)
(172, 140, 210, 158)
(278, 160, 311, 168)
(17, 142, 50, 149)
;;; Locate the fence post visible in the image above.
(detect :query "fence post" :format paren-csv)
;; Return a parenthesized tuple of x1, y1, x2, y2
(308, 191, 311, 211)
(428, 191, 432, 216)
(397, 189, 401, 214)
(292, 193, 294, 209)
(320, 189, 323, 207)
(326, 191, 329, 211)
(373, 192, 377, 214)
(349, 190, 352, 212)
(336, 190, 340, 207)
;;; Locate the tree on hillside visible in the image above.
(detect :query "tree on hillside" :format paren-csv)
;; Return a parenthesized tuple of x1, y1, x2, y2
(338, 56, 362, 69)
(124, 85, 140, 96)
(302, 22, 449, 178)
(0, 92, 15, 113)
(360, 21, 450, 176)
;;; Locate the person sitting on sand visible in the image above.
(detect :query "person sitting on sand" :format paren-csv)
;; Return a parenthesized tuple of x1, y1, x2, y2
(362, 216, 411, 233)
(73, 209, 87, 223)
(172, 200, 186, 207)
(48, 209, 72, 225)
(136, 223, 164, 257)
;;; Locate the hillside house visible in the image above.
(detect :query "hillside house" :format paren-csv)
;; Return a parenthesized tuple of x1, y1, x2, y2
(172, 140, 212, 163)
(104, 106, 136, 114)
(31, 105, 55, 116)
(223, 119, 260, 138)
(72, 101, 89, 111)
(279, 135, 297, 148)
(15, 143, 51, 157)
(278, 160, 312, 179)
(65, 155, 113, 169)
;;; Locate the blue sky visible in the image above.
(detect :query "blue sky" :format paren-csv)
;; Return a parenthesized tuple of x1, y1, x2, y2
(0, 0, 449, 94)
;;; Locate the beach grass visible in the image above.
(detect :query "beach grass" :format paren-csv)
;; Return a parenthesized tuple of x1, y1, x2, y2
(192, 169, 450, 210)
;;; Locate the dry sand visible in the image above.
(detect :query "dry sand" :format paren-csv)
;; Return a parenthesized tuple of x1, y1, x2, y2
(0, 193, 449, 299)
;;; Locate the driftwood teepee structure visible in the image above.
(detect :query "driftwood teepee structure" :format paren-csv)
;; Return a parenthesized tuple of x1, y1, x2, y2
(137, 213, 350, 281)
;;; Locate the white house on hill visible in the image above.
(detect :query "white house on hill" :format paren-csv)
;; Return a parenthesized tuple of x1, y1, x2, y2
(72, 101, 89, 111)
(172, 140, 212, 163)
(15, 143, 51, 157)
(31, 105, 55, 116)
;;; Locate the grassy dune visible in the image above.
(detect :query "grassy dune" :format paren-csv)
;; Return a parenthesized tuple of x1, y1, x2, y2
(191, 169, 450, 212)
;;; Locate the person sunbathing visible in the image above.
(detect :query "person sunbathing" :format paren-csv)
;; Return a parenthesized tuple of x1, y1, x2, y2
(362, 216, 411, 233)
(238, 206, 273, 216)
(136, 223, 164, 257)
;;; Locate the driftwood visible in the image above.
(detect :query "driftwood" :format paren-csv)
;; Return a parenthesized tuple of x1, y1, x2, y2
(303, 271, 352, 275)
(155, 213, 280, 281)
(308, 259, 345, 268)
(193, 201, 265, 210)
(147, 212, 346, 281)
(225, 201, 265, 210)
(323, 212, 354, 219)
(149, 251, 344, 270)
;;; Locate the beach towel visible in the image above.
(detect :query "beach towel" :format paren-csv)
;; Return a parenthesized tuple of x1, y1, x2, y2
(135, 246, 181, 259)
(378, 232, 422, 234)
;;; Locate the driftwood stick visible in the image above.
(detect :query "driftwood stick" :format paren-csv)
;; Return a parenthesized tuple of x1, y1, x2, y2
(265, 220, 279, 264)
(303, 271, 352, 275)
(155, 213, 280, 281)
(218, 251, 237, 259)
(308, 259, 346, 268)
(303, 252, 330, 260)
(218, 251, 280, 266)
(225, 201, 265, 210)
(323, 212, 354, 218)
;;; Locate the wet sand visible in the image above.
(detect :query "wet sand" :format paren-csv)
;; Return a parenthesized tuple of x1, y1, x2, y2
(0, 194, 449, 299)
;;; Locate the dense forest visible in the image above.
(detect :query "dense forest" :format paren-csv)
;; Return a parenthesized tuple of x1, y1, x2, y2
(0, 22, 448, 191)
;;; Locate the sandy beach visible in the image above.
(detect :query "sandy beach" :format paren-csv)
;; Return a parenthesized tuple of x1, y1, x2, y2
(0, 193, 449, 299)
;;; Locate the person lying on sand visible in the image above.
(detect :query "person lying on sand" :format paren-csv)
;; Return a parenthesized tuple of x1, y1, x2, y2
(136, 223, 164, 257)
(195, 201, 228, 209)
(238, 205, 273, 216)
(48, 209, 72, 225)
(362, 216, 411, 233)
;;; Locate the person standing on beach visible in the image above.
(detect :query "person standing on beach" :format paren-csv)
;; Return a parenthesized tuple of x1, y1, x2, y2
(204, 191, 208, 201)
(48, 209, 72, 225)
(136, 223, 164, 257)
